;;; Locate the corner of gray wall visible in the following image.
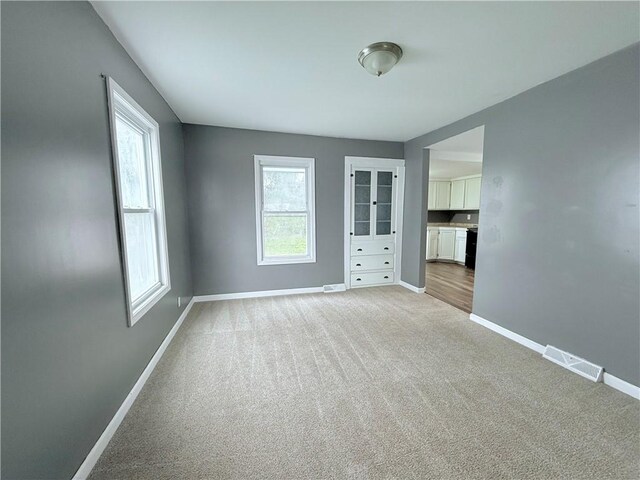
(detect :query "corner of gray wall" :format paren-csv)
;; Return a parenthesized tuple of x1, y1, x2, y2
(401, 43, 640, 385)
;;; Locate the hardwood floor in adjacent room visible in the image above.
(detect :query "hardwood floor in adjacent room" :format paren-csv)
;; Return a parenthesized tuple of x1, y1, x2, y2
(425, 262, 475, 313)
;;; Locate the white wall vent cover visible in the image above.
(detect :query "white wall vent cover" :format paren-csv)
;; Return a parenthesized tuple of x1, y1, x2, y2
(323, 284, 346, 293)
(543, 345, 603, 382)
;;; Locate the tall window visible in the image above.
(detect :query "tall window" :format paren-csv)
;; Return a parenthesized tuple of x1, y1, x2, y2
(107, 78, 170, 326)
(254, 155, 316, 265)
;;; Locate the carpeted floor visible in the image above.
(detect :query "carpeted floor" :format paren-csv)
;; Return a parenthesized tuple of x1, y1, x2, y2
(89, 286, 640, 479)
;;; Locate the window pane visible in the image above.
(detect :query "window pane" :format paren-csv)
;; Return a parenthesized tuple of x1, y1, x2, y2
(263, 214, 307, 257)
(124, 212, 160, 301)
(115, 116, 150, 208)
(376, 221, 391, 235)
(377, 171, 393, 186)
(263, 167, 306, 211)
(354, 170, 371, 186)
(354, 170, 371, 237)
(354, 221, 370, 236)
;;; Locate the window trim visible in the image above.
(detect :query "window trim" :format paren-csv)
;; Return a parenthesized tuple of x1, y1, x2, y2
(107, 77, 171, 326)
(254, 155, 316, 266)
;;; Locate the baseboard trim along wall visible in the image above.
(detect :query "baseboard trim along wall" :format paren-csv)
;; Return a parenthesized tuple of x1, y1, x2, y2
(72, 298, 196, 480)
(193, 282, 421, 302)
(602, 372, 640, 399)
(399, 280, 425, 294)
(469, 313, 640, 400)
(469, 313, 545, 354)
(193, 286, 325, 302)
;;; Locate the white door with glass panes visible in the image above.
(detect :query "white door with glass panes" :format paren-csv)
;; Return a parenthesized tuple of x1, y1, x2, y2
(346, 157, 405, 289)
(351, 168, 397, 240)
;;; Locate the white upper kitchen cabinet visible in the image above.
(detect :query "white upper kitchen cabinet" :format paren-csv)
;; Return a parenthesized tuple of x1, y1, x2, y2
(435, 181, 451, 210)
(428, 175, 481, 211)
(464, 176, 482, 210)
(450, 179, 465, 210)
(428, 181, 450, 210)
(427, 181, 436, 210)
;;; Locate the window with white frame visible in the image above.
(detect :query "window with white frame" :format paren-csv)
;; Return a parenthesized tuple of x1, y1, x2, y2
(254, 155, 316, 265)
(107, 78, 170, 326)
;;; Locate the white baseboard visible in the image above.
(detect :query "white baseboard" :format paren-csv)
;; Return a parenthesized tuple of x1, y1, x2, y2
(603, 373, 640, 400)
(193, 286, 324, 302)
(469, 313, 545, 354)
(72, 298, 195, 480)
(469, 313, 639, 400)
(399, 280, 425, 294)
(323, 283, 346, 293)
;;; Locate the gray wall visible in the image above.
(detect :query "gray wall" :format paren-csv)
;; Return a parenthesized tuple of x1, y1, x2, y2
(427, 211, 479, 224)
(402, 44, 640, 384)
(1, 2, 193, 478)
(183, 125, 403, 295)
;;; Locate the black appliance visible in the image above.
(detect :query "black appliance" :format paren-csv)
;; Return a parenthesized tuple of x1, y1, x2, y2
(465, 228, 478, 269)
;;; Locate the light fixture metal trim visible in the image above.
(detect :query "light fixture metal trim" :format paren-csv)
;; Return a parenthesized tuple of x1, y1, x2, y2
(358, 42, 403, 77)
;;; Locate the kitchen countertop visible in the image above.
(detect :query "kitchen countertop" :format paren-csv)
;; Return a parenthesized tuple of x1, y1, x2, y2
(428, 223, 478, 228)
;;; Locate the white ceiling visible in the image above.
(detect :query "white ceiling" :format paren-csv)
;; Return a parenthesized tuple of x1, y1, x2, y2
(92, 1, 639, 142)
(429, 126, 484, 155)
(429, 159, 482, 180)
(429, 127, 484, 179)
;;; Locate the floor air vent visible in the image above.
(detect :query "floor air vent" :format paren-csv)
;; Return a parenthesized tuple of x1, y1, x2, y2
(543, 345, 603, 382)
(323, 284, 346, 293)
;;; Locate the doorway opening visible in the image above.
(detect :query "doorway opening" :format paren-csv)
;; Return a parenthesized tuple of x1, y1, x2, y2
(424, 126, 484, 313)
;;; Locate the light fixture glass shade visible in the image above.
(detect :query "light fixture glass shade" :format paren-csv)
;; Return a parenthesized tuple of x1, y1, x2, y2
(358, 42, 403, 77)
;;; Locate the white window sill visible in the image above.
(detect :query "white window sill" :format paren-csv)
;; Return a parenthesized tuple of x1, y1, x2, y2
(258, 256, 316, 266)
(130, 283, 171, 326)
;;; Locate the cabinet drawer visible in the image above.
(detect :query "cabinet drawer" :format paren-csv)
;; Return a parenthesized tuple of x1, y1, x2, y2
(351, 255, 394, 271)
(351, 271, 394, 286)
(351, 241, 395, 256)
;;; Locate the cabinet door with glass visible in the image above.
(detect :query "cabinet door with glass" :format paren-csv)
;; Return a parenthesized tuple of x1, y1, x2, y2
(352, 168, 374, 239)
(373, 169, 396, 239)
(351, 167, 397, 240)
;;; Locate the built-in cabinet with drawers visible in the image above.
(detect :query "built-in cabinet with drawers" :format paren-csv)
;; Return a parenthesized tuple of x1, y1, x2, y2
(428, 174, 481, 211)
(345, 157, 405, 289)
(426, 226, 467, 264)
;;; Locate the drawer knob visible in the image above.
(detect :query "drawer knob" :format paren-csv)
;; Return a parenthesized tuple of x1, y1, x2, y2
(384, 261, 389, 265)
(383, 247, 389, 250)
(356, 278, 361, 281)
(356, 263, 361, 267)
(357, 248, 363, 252)
(384, 276, 389, 279)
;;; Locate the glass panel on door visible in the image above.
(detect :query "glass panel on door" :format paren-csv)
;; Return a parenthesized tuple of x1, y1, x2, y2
(375, 171, 393, 236)
(353, 170, 371, 236)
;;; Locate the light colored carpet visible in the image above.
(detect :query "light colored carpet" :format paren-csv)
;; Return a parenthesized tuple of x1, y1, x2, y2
(90, 286, 640, 479)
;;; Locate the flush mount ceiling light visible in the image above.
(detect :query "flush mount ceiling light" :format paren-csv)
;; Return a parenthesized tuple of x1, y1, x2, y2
(358, 42, 403, 77)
